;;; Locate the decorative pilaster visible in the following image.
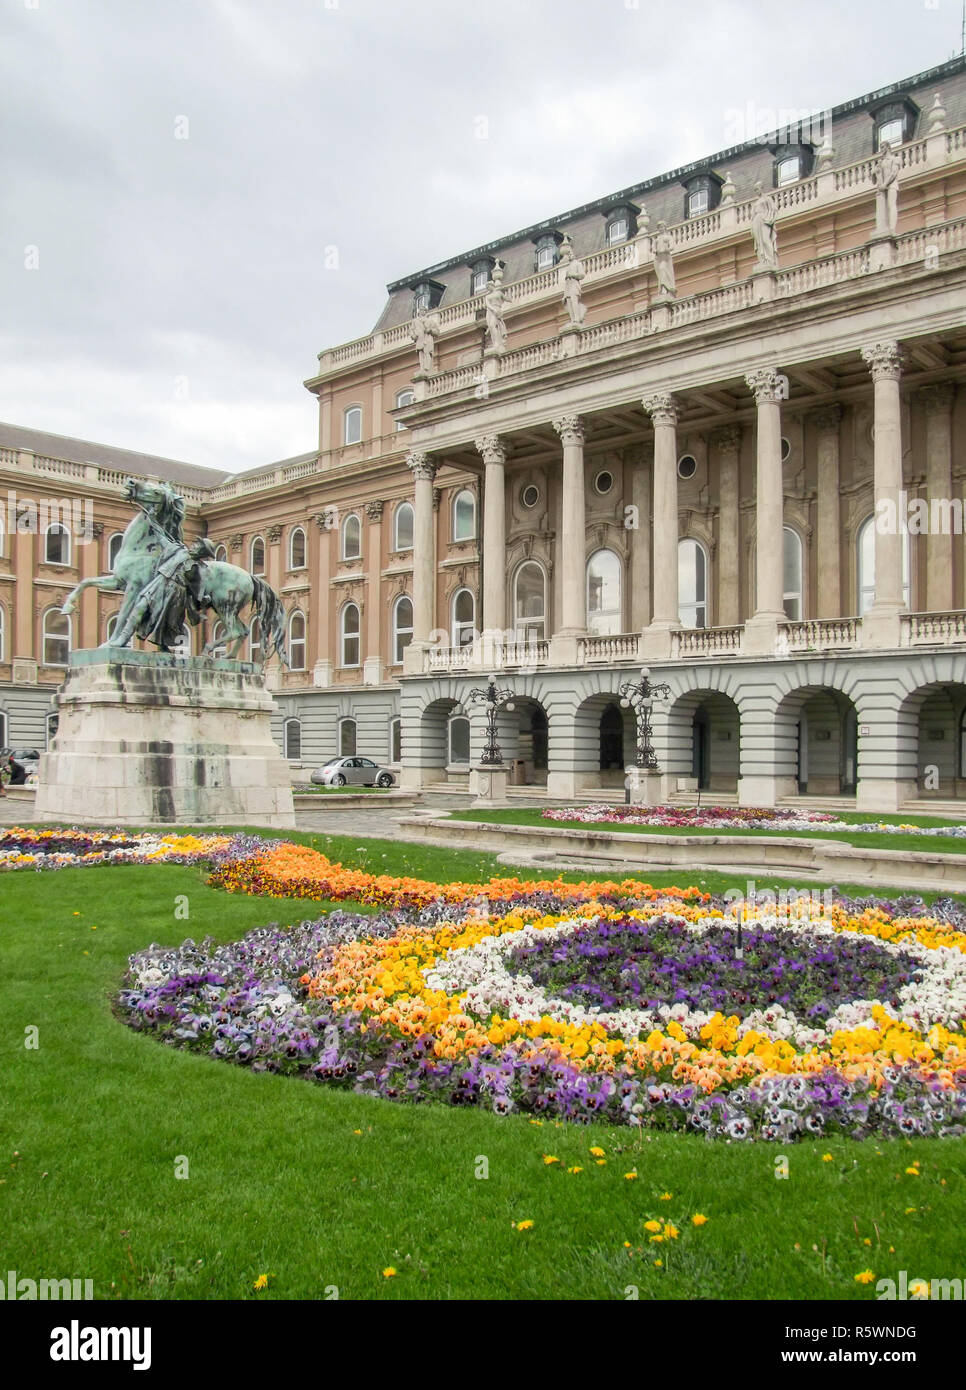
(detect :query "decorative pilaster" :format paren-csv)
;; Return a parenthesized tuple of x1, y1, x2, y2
(405, 450, 438, 658)
(476, 434, 508, 635)
(809, 404, 843, 620)
(364, 499, 385, 684)
(860, 341, 904, 649)
(744, 368, 786, 649)
(641, 393, 679, 658)
(552, 414, 586, 636)
(918, 381, 956, 613)
(710, 425, 742, 628)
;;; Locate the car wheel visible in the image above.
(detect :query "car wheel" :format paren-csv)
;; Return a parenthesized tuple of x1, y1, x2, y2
(377, 773, 393, 788)
(335, 774, 346, 786)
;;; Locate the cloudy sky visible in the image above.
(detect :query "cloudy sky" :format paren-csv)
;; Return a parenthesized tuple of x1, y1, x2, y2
(0, 0, 959, 473)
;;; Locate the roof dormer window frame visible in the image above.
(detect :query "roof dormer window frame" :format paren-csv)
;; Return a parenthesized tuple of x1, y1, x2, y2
(603, 200, 640, 245)
(868, 95, 920, 151)
(468, 256, 496, 298)
(770, 142, 815, 187)
(409, 278, 445, 318)
(532, 230, 564, 273)
(681, 171, 723, 221)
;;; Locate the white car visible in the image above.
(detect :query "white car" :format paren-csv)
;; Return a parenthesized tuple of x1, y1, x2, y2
(310, 757, 395, 788)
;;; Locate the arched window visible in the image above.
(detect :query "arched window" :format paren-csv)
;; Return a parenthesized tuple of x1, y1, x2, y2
(45, 523, 70, 566)
(288, 610, 306, 671)
(342, 514, 362, 561)
(395, 389, 414, 431)
(452, 489, 476, 542)
(339, 716, 357, 757)
(249, 616, 261, 665)
(390, 716, 402, 764)
(42, 609, 70, 666)
(586, 549, 622, 635)
(210, 621, 228, 658)
(452, 588, 476, 647)
(857, 514, 910, 615)
(392, 595, 413, 665)
(394, 502, 414, 552)
(108, 532, 124, 568)
(0, 604, 4, 662)
(344, 406, 362, 445)
(289, 527, 306, 570)
(341, 603, 360, 666)
(283, 717, 301, 761)
(448, 715, 470, 765)
(250, 536, 265, 575)
(214, 544, 228, 563)
(678, 539, 708, 629)
(514, 561, 546, 641)
(783, 527, 804, 621)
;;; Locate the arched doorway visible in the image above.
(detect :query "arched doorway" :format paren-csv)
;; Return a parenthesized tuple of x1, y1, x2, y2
(775, 686, 859, 799)
(665, 689, 740, 796)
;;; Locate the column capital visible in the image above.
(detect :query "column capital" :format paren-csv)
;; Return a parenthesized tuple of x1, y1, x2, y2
(709, 424, 742, 452)
(807, 403, 843, 431)
(406, 449, 437, 482)
(364, 499, 385, 521)
(915, 381, 957, 413)
(744, 367, 785, 404)
(860, 340, 903, 382)
(552, 414, 585, 447)
(475, 434, 507, 466)
(641, 392, 678, 426)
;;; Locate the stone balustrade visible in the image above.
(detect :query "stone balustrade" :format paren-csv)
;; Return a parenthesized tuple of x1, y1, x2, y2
(672, 626, 743, 658)
(902, 611, 966, 644)
(314, 125, 966, 376)
(783, 617, 860, 652)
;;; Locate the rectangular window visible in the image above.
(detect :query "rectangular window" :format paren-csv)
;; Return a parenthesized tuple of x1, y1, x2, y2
(776, 156, 800, 185)
(607, 218, 627, 244)
(877, 117, 904, 148)
(687, 189, 709, 218)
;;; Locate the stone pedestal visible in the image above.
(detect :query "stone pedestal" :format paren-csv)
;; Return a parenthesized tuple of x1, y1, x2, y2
(35, 649, 296, 828)
(625, 767, 663, 806)
(470, 763, 509, 806)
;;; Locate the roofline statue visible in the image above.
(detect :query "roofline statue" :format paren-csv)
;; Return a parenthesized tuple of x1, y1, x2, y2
(60, 478, 289, 666)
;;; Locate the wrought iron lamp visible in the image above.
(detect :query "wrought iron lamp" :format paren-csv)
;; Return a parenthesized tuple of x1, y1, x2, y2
(619, 666, 671, 769)
(467, 675, 515, 765)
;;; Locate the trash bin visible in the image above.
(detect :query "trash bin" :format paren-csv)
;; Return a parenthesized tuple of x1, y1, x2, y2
(512, 759, 526, 786)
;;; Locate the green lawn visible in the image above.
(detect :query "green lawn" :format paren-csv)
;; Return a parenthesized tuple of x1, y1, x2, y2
(452, 806, 966, 858)
(1, 831, 963, 1300)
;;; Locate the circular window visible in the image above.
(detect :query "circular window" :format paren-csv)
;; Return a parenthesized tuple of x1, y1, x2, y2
(677, 455, 697, 480)
(780, 437, 791, 462)
(521, 484, 539, 508)
(594, 470, 613, 495)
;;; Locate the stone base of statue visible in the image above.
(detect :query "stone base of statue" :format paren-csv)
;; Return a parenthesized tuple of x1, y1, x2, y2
(624, 767, 663, 807)
(470, 763, 510, 807)
(35, 649, 296, 828)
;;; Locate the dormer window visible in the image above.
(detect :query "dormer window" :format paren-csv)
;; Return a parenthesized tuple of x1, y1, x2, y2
(603, 201, 639, 245)
(532, 231, 563, 273)
(681, 173, 722, 221)
(469, 257, 495, 296)
(869, 96, 919, 151)
(771, 143, 814, 187)
(409, 278, 445, 317)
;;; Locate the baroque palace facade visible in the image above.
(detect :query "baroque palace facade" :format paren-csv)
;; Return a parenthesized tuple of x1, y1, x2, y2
(4, 55, 966, 810)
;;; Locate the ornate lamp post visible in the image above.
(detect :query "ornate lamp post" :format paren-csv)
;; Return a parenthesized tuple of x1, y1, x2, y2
(467, 675, 515, 764)
(619, 666, 671, 769)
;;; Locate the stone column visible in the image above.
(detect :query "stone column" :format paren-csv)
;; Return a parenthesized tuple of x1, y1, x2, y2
(403, 450, 437, 672)
(918, 383, 956, 613)
(476, 434, 507, 637)
(810, 405, 843, 619)
(711, 426, 741, 627)
(860, 340, 904, 648)
(744, 367, 786, 653)
(627, 445, 652, 630)
(363, 500, 384, 684)
(552, 414, 587, 635)
(641, 392, 679, 659)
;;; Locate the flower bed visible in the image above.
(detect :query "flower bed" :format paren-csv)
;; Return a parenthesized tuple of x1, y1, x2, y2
(542, 804, 966, 836)
(0, 826, 235, 870)
(117, 840, 966, 1138)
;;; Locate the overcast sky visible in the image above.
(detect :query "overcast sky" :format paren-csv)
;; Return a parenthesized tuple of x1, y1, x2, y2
(0, 0, 960, 473)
